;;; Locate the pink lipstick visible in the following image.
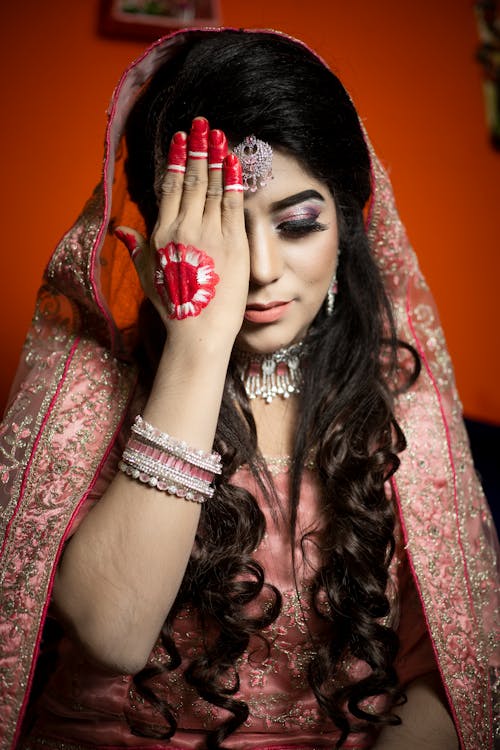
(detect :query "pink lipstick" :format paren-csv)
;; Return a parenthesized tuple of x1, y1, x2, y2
(244, 301, 292, 324)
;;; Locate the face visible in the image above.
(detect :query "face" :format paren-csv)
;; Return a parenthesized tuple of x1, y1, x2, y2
(235, 150, 338, 354)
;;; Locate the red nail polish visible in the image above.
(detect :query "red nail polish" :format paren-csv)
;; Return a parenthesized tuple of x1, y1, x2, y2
(188, 117, 209, 157)
(167, 131, 187, 170)
(208, 129, 227, 169)
(223, 153, 243, 192)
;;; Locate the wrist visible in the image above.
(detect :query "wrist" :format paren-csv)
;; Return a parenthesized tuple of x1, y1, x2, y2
(164, 325, 235, 365)
(141, 329, 233, 452)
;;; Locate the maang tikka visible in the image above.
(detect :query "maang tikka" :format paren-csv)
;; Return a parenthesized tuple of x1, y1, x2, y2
(233, 135, 273, 192)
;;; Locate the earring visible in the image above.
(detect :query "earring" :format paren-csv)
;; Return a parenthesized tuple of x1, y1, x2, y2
(326, 275, 338, 316)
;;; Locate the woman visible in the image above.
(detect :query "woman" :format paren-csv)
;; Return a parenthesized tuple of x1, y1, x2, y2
(0, 28, 498, 750)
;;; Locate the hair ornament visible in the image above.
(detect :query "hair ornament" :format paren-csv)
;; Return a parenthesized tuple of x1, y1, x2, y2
(233, 135, 273, 192)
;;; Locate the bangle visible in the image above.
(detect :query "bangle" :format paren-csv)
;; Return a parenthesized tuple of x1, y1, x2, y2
(132, 416, 222, 474)
(119, 415, 221, 503)
(127, 438, 214, 482)
(118, 460, 209, 503)
(121, 447, 215, 497)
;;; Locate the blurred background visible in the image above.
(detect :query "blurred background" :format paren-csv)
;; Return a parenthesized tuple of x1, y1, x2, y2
(0, 0, 498, 523)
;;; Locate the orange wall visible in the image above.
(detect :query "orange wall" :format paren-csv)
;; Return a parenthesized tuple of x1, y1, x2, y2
(1, 0, 499, 422)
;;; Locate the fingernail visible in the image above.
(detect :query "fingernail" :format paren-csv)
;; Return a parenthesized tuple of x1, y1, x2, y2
(167, 131, 187, 173)
(209, 129, 228, 170)
(188, 117, 209, 158)
(115, 229, 140, 260)
(223, 153, 243, 192)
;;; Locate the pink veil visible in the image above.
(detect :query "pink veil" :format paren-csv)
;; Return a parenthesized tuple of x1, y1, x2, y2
(0, 28, 498, 750)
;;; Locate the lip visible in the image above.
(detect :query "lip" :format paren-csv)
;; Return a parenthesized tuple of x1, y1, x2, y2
(244, 300, 292, 324)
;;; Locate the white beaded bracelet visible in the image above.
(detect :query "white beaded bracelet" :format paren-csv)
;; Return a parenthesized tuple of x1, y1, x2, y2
(121, 447, 215, 497)
(131, 415, 222, 474)
(118, 460, 208, 503)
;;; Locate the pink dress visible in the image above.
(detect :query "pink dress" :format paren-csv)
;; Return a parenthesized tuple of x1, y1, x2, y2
(1, 28, 497, 750)
(21, 454, 437, 750)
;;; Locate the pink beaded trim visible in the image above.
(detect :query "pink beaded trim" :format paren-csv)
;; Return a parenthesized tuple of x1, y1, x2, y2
(118, 459, 209, 503)
(127, 438, 214, 482)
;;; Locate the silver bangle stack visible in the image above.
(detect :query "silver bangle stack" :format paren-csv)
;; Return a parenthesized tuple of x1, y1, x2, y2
(119, 415, 222, 504)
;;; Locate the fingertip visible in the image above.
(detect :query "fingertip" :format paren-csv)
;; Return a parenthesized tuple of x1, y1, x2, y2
(191, 116, 209, 131)
(208, 129, 228, 170)
(223, 153, 244, 193)
(115, 227, 141, 261)
(188, 117, 209, 158)
(167, 131, 187, 173)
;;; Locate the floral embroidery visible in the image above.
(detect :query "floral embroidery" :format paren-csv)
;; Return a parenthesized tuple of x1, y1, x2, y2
(130, 579, 396, 737)
(0, 331, 134, 750)
(365, 144, 498, 748)
(0, 412, 33, 485)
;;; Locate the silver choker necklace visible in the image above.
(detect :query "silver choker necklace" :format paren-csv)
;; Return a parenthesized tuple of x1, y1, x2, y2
(233, 341, 307, 403)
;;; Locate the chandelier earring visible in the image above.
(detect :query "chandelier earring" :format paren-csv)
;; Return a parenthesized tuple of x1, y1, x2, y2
(326, 274, 338, 317)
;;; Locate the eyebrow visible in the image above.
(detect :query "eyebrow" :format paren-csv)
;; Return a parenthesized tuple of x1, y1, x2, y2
(269, 189, 325, 212)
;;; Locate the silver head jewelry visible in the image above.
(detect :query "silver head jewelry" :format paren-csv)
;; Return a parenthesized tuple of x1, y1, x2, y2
(233, 135, 273, 192)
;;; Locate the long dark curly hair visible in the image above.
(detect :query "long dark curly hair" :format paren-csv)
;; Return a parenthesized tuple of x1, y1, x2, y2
(124, 30, 420, 749)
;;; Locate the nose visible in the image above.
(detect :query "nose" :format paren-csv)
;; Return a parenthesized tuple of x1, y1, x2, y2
(248, 225, 283, 287)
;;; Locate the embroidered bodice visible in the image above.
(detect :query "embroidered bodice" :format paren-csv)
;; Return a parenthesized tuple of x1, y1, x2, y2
(22, 454, 436, 750)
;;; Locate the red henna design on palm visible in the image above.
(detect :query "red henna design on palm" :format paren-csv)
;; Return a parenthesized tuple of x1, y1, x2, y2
(154, 242, 220, 320)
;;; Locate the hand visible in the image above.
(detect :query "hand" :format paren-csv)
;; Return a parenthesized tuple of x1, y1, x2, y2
(116, 117, 250, 350)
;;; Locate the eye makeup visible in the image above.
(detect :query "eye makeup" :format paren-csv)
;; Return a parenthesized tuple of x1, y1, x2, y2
(242, 189, 330, 238)
(274, 202, 328, 237)
(275, 204, 322, 225)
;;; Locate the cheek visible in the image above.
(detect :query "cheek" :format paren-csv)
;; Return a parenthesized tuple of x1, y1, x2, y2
(293, 235, 338, 290)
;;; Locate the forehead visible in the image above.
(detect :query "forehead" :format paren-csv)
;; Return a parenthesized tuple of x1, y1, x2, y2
(242, 150, 330, 208)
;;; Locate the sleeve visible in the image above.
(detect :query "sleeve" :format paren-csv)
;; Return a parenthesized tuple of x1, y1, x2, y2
(63, 425, 127, 541)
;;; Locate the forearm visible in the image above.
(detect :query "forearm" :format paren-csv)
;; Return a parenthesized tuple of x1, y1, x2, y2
(373, 674, 458, 750)
(53, 336, 232, 674)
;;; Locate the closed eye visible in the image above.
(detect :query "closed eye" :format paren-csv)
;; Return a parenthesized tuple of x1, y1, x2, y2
(276, 219, 328, 238)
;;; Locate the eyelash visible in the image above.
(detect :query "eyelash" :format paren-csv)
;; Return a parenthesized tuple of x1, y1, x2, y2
(276, 218, 327, 238)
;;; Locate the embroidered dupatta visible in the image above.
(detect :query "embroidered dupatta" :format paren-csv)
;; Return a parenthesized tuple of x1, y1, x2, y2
(0, 28, 498, 750)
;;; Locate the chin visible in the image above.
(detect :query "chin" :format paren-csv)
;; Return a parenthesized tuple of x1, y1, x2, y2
(235, 321, 307, 354)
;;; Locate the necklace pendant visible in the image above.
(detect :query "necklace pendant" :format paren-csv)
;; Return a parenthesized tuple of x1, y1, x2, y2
(262, 357, 276, 375)
(234, 341, 307, 404)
